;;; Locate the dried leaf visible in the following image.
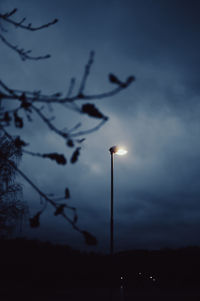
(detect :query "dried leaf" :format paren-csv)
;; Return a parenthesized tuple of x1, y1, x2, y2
(77, 138, 85, 144)
(82, 103, 106, 119)
(4, 112, 11, 124)
(126, 75, 135, 85)
(14, 136, 28, 148)
(20, 93, 31, 111)
(65, 188, 70, 199)
(43, 153, 67, 165)
(14, 112, 23, 128)
(82, 231, 97, 245)
(54, 204, 66, 216)
(67, 139, 74, 147)
(29, 212, 41, 228)
(70, 147, 81, 164)
(109, 73, 122, 85)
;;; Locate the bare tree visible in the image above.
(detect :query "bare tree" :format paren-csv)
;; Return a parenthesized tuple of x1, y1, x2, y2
(0, 8, 135, 245)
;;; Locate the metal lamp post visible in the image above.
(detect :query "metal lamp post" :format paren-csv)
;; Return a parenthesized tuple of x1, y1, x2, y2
(109, 146, 127, 257)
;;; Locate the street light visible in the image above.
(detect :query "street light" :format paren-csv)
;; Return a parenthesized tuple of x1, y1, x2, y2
(109, 146, 127, 257)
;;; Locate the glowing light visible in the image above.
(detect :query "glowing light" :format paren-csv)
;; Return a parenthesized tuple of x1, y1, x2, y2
(115, 148, 128, 156)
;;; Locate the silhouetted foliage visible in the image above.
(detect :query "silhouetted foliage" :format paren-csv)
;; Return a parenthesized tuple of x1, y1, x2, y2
(109, 73, 135, 87)
(42, 153, 67, 165)
(0, 8, 134, 244)
(82, 231, 98, 246)
(82, 103, 107, 119)
(0, 135, 28, 236)
(14, 136, 28, 148)
(54, 204, 66, 216)
(29, 212, 41, 228)
(65, 188, 70, 199)
(70, 147, 81, 164)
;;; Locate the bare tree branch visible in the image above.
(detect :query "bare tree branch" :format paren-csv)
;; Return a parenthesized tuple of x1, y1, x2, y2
(0, 8, 58, 31)
(78, 51, 94, 96)
(0, 33, 51, 61)
(5, 157, 96, 244)
(0, 8, 134, 244)
(31, 104, 69, 138)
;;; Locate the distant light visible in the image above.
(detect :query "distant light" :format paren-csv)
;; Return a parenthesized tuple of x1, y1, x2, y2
(121, 276, 123, 280)
(109, 146, 128, 155)
(139, 272, 142, 275)
(153, 278, 156, 282)
(150, 276, 153, 279)
(116, 148, 128, 156)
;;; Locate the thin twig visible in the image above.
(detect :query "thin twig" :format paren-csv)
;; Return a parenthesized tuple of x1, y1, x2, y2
(0, 79, 132, 104)
(0, 9, 58, 31)
(78, 51, 94, 95)
(7, 158, 81, 232)
(70, 119, 108, 137)
(0, 33, 50, 61)
(32, 104, 69, 138)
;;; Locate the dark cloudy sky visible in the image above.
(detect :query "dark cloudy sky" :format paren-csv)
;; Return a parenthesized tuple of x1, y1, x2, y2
(1, 0, 200, 252)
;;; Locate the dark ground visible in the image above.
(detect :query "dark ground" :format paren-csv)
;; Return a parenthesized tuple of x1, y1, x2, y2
(1, 238, 200, 300)
(1, 287, 200, 301)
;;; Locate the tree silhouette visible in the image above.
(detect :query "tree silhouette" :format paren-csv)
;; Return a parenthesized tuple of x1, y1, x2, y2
(0, 135, 28, 237)
(0, 8, 135, 245)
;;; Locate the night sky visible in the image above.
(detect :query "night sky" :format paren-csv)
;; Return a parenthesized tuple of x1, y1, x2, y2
(1, 0, 200, 252)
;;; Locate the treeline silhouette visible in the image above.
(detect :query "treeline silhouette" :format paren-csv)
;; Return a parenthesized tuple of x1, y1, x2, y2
(0, 238, 200, 292)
